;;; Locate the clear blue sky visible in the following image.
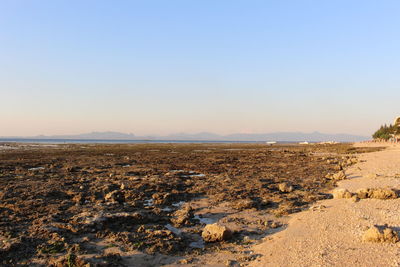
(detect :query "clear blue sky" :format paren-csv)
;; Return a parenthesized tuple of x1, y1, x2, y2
(1, 0, 399, 136)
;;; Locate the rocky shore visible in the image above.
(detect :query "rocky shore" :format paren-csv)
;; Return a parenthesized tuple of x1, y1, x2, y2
(0, 143, 380, 266)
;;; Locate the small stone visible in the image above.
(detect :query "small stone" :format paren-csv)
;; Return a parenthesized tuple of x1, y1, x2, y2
(202, 223, 232, 242)
(243, 236, 251, 243)
(278, 182, 294, 193)
(178, 259, 189, 264)
(309, 204, 326, 211)
(104, 190, 125, 204)
(269, 221, 281, 228)
(72, 193, 85, 205)
(171, 206, 194, 227)
(383, 228, 399, 242)
(225, 260, 238, 266)
(332, 188, 353, 199)
(351, 195, 360, 202)
(332, 171, 346, 180)
(232, 199, 255, 210)
(363, 226, 383, 242)
(357, 188, 370, 199)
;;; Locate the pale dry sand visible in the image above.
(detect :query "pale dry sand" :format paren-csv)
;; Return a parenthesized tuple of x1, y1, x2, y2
(250, 143, 400, 267)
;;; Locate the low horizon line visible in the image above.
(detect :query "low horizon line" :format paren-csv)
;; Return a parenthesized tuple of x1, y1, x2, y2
(0, 130, 370, 138)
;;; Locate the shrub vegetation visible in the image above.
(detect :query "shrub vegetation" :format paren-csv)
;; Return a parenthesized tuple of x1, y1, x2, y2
(372, 124, 399, 140)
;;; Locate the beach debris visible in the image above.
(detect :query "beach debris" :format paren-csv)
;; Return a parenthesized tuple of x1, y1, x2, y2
(332, 188, 353, 199)
(278, 182, 294, 193)
(362, 225, 399, 243)
(202, 223, 232, 242)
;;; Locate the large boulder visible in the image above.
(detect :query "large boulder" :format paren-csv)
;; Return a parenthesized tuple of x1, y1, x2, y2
(202, 223, 232, 242)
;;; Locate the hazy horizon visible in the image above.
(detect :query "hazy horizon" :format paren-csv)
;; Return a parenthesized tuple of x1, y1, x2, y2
(2, 1, 400, 137)
(0, 130, 369, 143)
(0, 129, 369, 138)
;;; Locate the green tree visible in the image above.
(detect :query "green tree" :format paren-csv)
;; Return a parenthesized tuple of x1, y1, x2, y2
(372, 124, 399, 140)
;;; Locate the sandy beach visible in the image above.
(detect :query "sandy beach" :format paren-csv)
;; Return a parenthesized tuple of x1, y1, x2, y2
(250, 143, 400, 267)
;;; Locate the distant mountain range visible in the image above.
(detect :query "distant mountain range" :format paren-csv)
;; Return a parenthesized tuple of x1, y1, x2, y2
(1, 131, 369, 142)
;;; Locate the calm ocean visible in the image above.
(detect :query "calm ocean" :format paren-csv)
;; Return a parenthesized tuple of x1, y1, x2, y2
(0, 138, 274, 144)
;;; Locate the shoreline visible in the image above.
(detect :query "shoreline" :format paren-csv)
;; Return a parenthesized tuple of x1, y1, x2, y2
(250, 143, 400, 267)
(0, 143, 383, 266)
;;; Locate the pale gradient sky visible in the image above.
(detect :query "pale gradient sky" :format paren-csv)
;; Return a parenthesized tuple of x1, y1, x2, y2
(1, 0, 400, 137)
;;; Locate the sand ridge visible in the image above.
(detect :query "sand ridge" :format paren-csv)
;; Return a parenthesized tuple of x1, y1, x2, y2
(250, 143, 400, 267)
